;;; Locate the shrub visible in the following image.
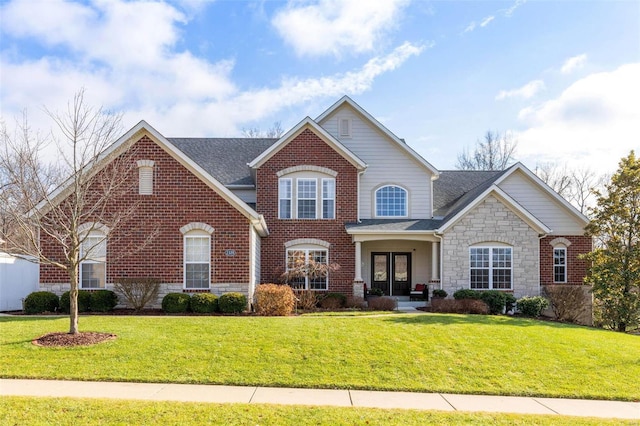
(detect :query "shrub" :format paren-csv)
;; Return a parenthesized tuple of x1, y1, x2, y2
(162, 293, 191, 313)
(293, 289, 318, 311)
(543, 285, 588, 323)
(517, 296, 549, 317)
(319, 293, 347, 309)
(345, 296, 367, 309)
(90, 290, 118, 312)
(431, 299, 489, 314)
(190, 293, 219, 314)
(368, 296, 397, 311)
(59, 290, 92, 313)
(23, 291, 59, 314)
(368, 287, 384, 297)
(432, 289, 448, 298)
(478, 290, 507, 315)
(254, 284, 295, 316)
(504, 293, 517, 313)
(453, 289, 481, 300)
(219, 292, 247, 314)
(113, 277, 160, 312)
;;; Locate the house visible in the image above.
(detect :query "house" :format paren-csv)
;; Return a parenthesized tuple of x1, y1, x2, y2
(38, 96, 591, 305)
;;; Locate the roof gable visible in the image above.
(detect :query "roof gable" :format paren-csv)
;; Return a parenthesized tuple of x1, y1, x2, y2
(247, 117, 366, 170)
(316, 96, 439, 177)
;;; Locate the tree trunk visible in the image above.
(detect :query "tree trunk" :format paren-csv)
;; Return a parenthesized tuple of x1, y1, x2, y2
(68, 266, 79, 335)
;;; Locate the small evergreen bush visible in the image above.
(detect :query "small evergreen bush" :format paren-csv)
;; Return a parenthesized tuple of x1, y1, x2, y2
(517, 296, 549, 317)
(478, 290, 507, 315)
(90, 290, 118, 312)
(504, 293, 517, 312)
(319, 292, 347, 309)
(254, 284, 295, 316)
(162, 293, 191, 313)
(432, 289, 448, 298)
(60, 290, 92, 313)
(190, 293, 219, 313)
(23, 291, 59, 314)
(453, 289, 481, 300)
(219, 292, 247, 314)
(368, 296, 397, 311)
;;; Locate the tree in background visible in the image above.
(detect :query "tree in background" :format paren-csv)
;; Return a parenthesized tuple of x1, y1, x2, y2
(583, 151, 640, 332)
(456, 130, 518, 171)
(535, 162, 605, 214)
(242, 121, 284, 138)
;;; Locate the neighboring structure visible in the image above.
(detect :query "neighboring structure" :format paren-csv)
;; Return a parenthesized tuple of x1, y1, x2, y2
(38, 96, 591, 305)
(1, 252, 39, 311)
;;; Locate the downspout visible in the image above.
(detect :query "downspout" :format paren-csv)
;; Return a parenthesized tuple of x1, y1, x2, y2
(357, 170, 365, 223)
(537, 233, 548, 296)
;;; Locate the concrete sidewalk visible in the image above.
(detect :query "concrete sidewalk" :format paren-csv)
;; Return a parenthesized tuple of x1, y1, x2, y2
(1, 379, 638, 419)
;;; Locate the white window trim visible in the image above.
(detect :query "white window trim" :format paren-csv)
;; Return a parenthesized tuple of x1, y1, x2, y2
(553, 247, 567, 283)
(374, 184, 409, 218)
(286, 247, 329, 291)
(79, 231, 107, 290)
(279, 176, 336, 220)
(469, 246, 513, 290)
(183, 229, 212, 290)
(278, 178, 292, 219)
(322, 178, 335, 219)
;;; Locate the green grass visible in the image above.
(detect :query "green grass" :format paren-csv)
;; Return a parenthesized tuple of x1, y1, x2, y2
(1, 313, 639, 400)
(1, 397, 634, 426)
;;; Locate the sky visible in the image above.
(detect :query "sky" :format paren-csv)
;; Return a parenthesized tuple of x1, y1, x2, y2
(1, 0, 639, 176)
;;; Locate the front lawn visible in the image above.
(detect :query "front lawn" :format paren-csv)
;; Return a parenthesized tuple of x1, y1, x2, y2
(1, 396, 634, 426)
(1, 314, 638, 400)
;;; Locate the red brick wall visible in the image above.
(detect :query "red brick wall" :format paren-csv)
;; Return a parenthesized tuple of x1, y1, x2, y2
(539, 235, 592, 285)
(40, 135, 252, 287)
(256, 128, 358, 295)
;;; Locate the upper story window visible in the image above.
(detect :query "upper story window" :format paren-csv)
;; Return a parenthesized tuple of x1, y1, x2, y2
(137, 160, 155, 195)
(375, 185, 408, 217)
(80, 229, 107, 289)
(469, 246, 512, 290)
(277, 167, 337, 220)
(553, 247, 567, 283)
(338, 117, 352, 138)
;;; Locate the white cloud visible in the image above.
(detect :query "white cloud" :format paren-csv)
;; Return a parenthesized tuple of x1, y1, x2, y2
(516, 63, 640, 175)
(480, 16, 495, 27)
(463, 22, 477, 34)
(271, 0, 409, 57)
(496, 80, 545, 100)
(503, 0, 527, 17)
(561, 54, 588, 74)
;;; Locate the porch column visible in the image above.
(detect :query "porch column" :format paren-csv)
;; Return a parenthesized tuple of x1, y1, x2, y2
(431, 241, 440, 281)
(354, 241, 363, 281)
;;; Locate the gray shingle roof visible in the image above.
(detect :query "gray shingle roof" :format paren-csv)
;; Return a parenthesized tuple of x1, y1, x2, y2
(168, 138, 277, 186)
(433, 170, 506, 218)
(345, 219, 443, 232)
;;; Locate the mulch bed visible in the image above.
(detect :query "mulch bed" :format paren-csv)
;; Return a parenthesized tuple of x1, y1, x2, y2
(33, 332, 117, 347)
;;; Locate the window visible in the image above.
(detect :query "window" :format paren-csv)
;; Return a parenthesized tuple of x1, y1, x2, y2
(279, 178, 292, 219)
(375, 185, 407, 217)
(554, 248, 567, 283)
(469, 247, 512, 290)
(80, 232, 106, 289)
(184, 231, 210, 289)
(286, 248, 329, 290)
(137, 160, 154, 195)
(338, 118, 352, 138)
(322, 179, 335, 219)
(297, 179, 316, 219)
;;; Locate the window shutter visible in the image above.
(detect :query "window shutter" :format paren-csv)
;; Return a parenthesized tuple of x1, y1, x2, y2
(339, 118, 351, 138)
(137, 160, 155, 195)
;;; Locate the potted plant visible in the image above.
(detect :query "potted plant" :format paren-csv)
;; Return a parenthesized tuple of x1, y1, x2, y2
(432, 289, 447, 299)
(368, 287, 384, 299)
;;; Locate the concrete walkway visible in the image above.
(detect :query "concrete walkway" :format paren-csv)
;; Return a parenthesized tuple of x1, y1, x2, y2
(1, 379, 638, 420)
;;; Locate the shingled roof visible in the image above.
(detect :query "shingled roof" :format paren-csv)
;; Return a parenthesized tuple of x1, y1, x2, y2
(433, 170, 506, 218)
(169, 138, 277, 186)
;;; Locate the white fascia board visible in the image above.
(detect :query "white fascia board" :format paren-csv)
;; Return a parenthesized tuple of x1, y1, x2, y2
(316, 96, 440, 177)
(437, 185, 552, 235)
(495, 162, 590, 226)
(248, 117, 367, 170)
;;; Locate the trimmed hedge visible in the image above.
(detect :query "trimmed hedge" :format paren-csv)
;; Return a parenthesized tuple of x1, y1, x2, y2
(162, 293, 191, 313)
(23, 291, 59, 314)
(218, 292, 247, 314)
(190, 293, 219, 314)
(431, 298, 489, 314)
(89, 290, 118, 312)
(453, 289, 509, 314)
(60, 290, 92, 313)
(254, 284, 295, 316)
(517, 296, 549, 317)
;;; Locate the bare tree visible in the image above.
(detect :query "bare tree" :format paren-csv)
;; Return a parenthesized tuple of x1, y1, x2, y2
(456, 131, 518, 171)
(242, 121, 284, 138)
(569, 167, 599, 214)
(535, 162, 572, 198)
(0, 89, 154, 334)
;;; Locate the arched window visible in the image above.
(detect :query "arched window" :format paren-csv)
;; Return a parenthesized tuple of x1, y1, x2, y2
(80, 229, 107, 289)
(137, 160, 155, 195)
(181, 223, 214, 289)
(284, 240, 330, 290)
(553, 247, 567, 283)
(375, 185, 407, 217)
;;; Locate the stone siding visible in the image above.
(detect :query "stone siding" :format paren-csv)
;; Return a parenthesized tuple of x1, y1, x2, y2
(441, 195, 540, 298)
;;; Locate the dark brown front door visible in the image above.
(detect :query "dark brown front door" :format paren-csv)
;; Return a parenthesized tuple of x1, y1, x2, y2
(371, 252, 411, 296)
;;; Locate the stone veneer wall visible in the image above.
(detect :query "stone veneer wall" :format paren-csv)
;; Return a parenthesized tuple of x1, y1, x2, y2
(441, 195, 540, 299)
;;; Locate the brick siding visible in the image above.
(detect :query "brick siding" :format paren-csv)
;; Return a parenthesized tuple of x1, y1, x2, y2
(539, 235, 592, 285)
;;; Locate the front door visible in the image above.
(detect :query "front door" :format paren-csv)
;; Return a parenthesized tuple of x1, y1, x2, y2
(371, 252, 412, 296)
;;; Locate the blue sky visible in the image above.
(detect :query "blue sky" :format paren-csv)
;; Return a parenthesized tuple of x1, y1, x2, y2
(1, 0, 638, 175)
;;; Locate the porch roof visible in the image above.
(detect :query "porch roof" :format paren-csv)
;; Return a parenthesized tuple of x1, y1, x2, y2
(345, 219, 442, 233)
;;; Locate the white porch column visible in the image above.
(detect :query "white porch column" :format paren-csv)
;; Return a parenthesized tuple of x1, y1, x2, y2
(431, 241, 440, 281)
(354, 241, 363, 281)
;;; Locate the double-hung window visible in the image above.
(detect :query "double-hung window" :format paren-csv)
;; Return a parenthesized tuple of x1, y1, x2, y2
(80, 232, 107, 289)
(297, 179, 317, 219)
(279, 178, 292, 219)
(553, 248, 567, 283)
(184, 231, 210, 289)
(322, 179, 335, 219)
(375, 185, 407, 217)
(469, 247, 512, 290)
(278, 176, 336, 219)
(286, 248, 329, 290)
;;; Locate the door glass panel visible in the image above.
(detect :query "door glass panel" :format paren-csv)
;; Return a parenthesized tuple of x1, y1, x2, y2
(394, 254, 408, 282)
(373, 255, 387, 281)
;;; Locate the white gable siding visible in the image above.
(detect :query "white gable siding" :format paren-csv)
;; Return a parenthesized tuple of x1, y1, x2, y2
(498, 171, 585, 235)
(320, 106, 433, 219)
